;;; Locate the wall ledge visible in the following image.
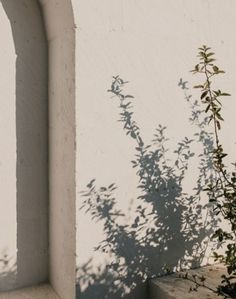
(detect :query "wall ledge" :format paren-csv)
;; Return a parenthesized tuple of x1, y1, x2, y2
(149, 264, 227, 299)
(0, 284, 61, 299)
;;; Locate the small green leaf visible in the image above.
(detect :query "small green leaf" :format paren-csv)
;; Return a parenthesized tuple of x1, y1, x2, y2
(205, 104, 210, 113)
(207, 52, 215, 57)
(206, 58, 216, 63)
(194, 85, 204, 89)
(220, 93, 231, 96)
(201, 91, 208, 99)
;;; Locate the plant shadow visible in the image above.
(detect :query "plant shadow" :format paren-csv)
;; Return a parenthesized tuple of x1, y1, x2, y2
(76, 77, 219, 299)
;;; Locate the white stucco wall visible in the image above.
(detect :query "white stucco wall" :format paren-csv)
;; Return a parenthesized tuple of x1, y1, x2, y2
(1, 1, 236, 299)
(0, 1, 76, 298)
(75, 1, 236, 299)
(0, 1, 77, 298)
(0, 0, 48, 291)
(39, 1, 76, 299)
(0, 3, 17, 290)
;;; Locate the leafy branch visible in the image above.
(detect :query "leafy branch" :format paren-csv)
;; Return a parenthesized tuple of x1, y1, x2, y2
(192, 45, 236, 294)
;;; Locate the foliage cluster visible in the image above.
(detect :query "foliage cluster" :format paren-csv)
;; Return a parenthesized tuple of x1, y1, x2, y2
(192, 45, 236, 297)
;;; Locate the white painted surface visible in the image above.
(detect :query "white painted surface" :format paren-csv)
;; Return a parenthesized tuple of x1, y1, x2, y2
(0, 0, 75, 299)
(39, 1, 76, 299)
(0, 0, 48, 291)
(0, 0, 77, 298)
(1, 1, 236, 299)
(0, 3, 17, 290)
(75, 1, 236, 299)
(0, 1, 77, 297)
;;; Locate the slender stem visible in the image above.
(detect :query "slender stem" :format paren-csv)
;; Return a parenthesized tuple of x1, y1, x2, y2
(203, 63, 234, 188)
(203, 58, 236, 241)
(203, 64, 220, 147)
(179, 273, 232, 299)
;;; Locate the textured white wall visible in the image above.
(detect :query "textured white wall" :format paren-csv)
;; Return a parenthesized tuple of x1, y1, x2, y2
(1, 1, 236, 299)
(39, 1, 76, 299)
(0, 1, 77, 298)
(0, 0, 48, 291)
(0, 2, 76, 298)
(0, 3, 17, 290)
(75, 1, 236, 299)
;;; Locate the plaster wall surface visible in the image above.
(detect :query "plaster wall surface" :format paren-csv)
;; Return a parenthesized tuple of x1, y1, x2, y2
(0, 1, 77, 298)
(1, 1, 236, 299)
(75, 1, 236, 299)
(0, 0, 48, 291)
(39, 1, 76, 299)
(0, 284, 60, 299)
(0, 3, 17, 290)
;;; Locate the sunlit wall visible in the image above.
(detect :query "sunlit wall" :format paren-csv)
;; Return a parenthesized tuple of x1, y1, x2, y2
(76, 1, 236, 298)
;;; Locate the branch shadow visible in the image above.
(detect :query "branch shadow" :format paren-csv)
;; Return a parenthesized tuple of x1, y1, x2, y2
(76, 77, 219, 299)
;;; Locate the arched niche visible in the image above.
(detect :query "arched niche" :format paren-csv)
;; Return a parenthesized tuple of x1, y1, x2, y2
(0, 1, 76, 298)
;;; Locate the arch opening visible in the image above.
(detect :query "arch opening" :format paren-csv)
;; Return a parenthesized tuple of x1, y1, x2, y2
(0, 1, 76, 298)
(0, 0, 48, 290)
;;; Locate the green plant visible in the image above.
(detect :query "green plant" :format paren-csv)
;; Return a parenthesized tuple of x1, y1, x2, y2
(192, 45, 236, 297)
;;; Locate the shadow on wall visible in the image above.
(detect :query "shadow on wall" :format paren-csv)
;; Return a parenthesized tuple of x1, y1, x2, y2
(0, 0, 48, 290)
(0, 253, 16, 291)
(76, 77, 220, 299)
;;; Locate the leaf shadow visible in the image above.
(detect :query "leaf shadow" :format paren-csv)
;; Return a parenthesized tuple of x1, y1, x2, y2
(76, 77, 219, 299)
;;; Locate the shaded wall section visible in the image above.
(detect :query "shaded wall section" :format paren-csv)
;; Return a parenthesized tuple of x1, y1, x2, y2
(0, 2, 17, 291)
(0, 0, 48, 290)
(39, 1, 76, 298)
